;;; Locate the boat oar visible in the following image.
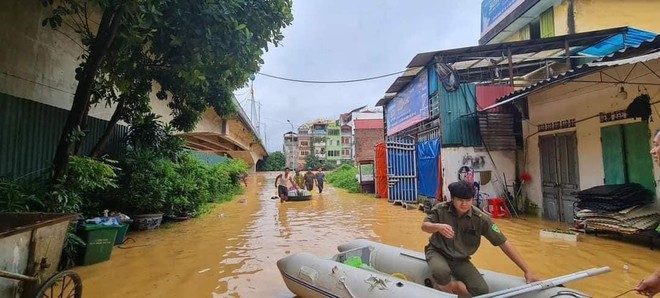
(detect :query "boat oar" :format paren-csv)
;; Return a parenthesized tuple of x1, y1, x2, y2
(475, 266, 610, 298)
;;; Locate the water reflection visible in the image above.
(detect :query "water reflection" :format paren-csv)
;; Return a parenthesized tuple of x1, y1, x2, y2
(76, 172, 658, 297)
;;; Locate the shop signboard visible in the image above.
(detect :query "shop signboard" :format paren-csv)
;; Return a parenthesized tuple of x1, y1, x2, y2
(385, 70, 429, 136)
(481, 0, 525, 37)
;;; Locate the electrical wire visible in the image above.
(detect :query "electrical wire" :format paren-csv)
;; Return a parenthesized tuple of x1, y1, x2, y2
(257, 70, 407, 84)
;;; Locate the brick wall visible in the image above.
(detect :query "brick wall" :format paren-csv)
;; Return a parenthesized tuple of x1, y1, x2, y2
(354, 128, 384, 162)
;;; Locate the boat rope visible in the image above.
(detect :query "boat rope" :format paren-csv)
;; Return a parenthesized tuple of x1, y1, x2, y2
(610, 289, 636, 298)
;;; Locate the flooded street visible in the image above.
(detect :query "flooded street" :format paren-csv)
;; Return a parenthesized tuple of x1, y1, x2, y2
(76, 172, 659, 297)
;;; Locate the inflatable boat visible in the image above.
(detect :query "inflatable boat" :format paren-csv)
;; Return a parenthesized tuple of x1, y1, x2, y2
(287, 189, 312, 201)
(277, 239, 609, 297)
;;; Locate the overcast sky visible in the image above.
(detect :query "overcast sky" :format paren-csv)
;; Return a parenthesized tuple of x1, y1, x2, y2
(235, 1, 482, 152)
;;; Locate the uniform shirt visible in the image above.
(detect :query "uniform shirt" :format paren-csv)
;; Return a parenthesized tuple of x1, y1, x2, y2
(424, 202, 507, 260)
(304, 172, 315, 184)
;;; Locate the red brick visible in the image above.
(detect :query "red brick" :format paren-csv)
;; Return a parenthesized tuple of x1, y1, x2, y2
(354, 128, 384, 162)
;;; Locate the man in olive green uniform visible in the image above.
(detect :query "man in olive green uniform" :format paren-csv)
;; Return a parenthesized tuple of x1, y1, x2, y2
(422, 180, 539, 297)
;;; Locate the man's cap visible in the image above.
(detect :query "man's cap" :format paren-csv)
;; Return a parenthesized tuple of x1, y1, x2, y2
(448, 180, 475, 199)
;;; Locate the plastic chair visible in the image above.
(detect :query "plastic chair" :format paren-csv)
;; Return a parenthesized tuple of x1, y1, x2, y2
(486, 198, 511, 218)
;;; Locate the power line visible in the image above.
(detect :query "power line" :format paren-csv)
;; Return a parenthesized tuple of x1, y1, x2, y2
(257, 70, 407, 84)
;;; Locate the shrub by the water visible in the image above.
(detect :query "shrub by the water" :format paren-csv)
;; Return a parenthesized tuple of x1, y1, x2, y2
(326, 164, 360, 193)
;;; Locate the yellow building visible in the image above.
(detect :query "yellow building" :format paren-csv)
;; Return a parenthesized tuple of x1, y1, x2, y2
(481, 0, 660, 44)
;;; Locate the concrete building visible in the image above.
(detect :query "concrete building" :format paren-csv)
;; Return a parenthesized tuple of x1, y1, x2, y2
(340, 107, 383, 160)
(481, 0, 660, 45)
(296, 124, 311, 169)
(378, 26, 656, 205)
(283, 131, 298, 170)
(353, 119, 384, 163)
(286, 117, 357, 169)
(490, 45, 660, 222)
(326, 122, 342, 164)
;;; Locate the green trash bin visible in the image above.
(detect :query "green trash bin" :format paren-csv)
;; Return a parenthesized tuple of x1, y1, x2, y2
(114, 221, 132, 246)
(77, 224, 119, 266)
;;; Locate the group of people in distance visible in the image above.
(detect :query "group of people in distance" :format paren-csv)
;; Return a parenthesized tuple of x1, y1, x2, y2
(274, 167, 325, 203)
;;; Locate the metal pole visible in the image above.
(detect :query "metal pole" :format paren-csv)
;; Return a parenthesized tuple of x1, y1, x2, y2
(250, 81, 255, 123)
(257, 101, 262, 136)
(507, 47, 514, 87)
(412, 140, 417, 202)
(476, 267, 610, 298)
(0, 270, 38, 283)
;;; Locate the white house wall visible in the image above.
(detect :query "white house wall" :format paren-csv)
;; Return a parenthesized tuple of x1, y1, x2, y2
(0, 2, 181, 124)
(441, 147, 516, 202)
(523, 59, 660, 212)
(0, 1, 125, 120)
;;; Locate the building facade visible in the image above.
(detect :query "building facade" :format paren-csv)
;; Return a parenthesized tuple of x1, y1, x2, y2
(284, 118, 355, 170)
(353, 119, 384, 163)
(326, 122, 342, 163)
(480, 0, 660, 45)
(283, 131, 298, 170)
(493, 47, 660, 222)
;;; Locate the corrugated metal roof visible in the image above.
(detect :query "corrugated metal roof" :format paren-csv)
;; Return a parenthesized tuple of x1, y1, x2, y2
(579, 28, 657, 57)
(385, 67, 423, 94)
(476, 85, 514, 113)
(354, 119, 384, 130)
(379, 27, 655, 104)
(484, 35, 660, 110)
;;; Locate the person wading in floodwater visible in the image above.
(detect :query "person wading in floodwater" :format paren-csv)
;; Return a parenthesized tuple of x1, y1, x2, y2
(304, 169, 315, 191)
(275, 167, 298, 203)
(315, 168, 326, 194)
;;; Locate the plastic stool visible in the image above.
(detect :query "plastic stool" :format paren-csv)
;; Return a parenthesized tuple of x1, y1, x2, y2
(487, 198, 511, 218)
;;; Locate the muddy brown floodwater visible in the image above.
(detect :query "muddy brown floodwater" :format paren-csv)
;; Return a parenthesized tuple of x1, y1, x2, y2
(76, 172, 659, 297)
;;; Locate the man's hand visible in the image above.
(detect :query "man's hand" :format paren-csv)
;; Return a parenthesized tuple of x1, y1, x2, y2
(435, 224, 455, 239)
(636, 271, 660, 297)
(524, 270, 540, 283)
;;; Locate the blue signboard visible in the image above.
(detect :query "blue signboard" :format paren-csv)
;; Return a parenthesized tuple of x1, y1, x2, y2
(386, 70, 429, 135)
(481, 0, 524, 37)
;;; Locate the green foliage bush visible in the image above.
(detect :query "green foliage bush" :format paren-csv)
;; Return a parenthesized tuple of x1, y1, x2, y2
(259, 151, 285, 171)
(327, 164, 360, 193)
(105, 149, 248, 216)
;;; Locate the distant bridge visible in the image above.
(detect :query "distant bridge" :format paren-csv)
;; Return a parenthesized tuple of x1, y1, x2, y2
(173, 97, 266, 170)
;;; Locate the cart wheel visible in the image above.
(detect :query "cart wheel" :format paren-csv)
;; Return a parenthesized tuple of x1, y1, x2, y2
(35, 270, 82, 298)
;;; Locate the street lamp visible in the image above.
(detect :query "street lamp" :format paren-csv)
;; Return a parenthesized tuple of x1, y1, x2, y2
(286, 119, 294, 132)
(286, 120, 297, 170)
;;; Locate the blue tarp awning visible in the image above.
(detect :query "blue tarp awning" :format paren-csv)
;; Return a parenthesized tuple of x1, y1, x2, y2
(578, 28, 657, 57)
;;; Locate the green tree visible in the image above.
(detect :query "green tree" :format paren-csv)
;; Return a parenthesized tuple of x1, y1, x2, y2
(41, 0, 293, 180)
(259, 151, 285, 171)
(304, 152, 322, 170)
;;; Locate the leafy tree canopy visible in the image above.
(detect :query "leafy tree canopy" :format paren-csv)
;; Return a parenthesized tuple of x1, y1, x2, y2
(42, 0, 293, 179)
(259, 151, 285, 171)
